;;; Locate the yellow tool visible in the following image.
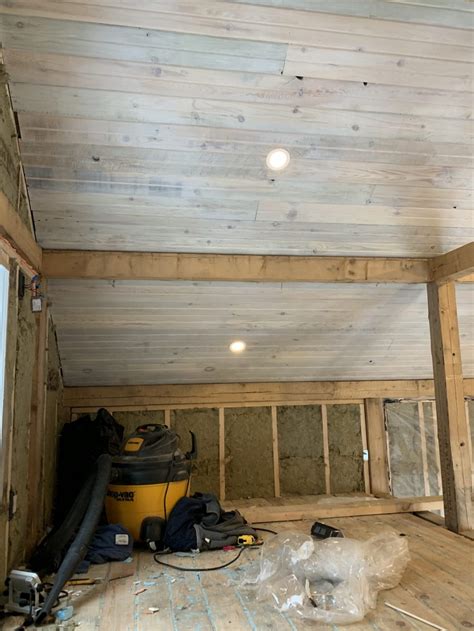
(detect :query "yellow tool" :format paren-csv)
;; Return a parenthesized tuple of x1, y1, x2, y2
(237, 535, 261, 546)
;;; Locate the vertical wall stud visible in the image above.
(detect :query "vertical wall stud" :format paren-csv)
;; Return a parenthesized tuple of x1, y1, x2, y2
(418, 401, 431, 496)
(321, 404, 331, 494)
(359, 403, 371, 494)
(219, 408, 225, 501)
(364, 399, 391, 496)
(164, 409, 171, 428)
(431, 401, 443, 496)
(271, 406, 281, 498)
(465, 400, 473, 491)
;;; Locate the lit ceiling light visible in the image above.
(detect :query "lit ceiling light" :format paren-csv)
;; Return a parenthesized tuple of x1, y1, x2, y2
(266, 148, 290, 171)
(229, 340, 246, 353)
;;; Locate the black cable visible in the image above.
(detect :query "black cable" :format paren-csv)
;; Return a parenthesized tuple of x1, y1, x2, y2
(163, 480, 170, 523)
(154, 546, 246, 572)
(254, 527, 277, 535)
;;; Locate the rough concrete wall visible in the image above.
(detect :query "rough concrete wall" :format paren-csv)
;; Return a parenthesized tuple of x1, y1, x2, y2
(8, 289, 36, 568)
(113, 410, 165, 438)
(277, 405, 325, 495)
(0, 81, 29, 226)
(386, 401, 425, 497)
(171, 408, 219, 496)
(225, 407, 274, 500)
(43, 319, 63, 527)
(327, 404, 364, 494)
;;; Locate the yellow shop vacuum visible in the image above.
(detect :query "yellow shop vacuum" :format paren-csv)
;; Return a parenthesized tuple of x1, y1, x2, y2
(105, 424, 196, 542)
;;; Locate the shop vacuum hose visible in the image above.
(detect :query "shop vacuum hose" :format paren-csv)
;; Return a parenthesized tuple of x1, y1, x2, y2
(31, 454, 112, 626)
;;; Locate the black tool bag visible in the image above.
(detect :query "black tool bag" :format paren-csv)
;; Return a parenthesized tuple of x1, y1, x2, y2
(163, 492, 257, 552)
(55, 408, 124, 523)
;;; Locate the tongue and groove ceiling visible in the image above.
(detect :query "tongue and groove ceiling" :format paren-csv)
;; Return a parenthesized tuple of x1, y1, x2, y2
(0, 1, 473, 385)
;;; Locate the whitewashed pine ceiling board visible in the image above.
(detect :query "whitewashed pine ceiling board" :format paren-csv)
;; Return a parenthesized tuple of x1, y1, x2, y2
(0, 0, 473, 256)
(47, 280, 474, 386)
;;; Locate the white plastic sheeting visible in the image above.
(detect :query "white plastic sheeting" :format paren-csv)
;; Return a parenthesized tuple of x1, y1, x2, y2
(242, 531, 409, 624)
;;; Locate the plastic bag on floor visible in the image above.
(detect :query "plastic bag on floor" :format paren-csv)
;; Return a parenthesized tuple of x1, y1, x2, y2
(241, 530, 409, 624)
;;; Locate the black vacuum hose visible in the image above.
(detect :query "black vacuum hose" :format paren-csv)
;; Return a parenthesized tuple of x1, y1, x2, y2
(33, 454, 112, 626)
(30, 474, 96, 576)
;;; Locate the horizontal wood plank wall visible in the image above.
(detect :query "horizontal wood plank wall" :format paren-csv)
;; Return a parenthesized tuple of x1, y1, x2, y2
(1, 2, 472, 257)
(64, 378, 474, 411)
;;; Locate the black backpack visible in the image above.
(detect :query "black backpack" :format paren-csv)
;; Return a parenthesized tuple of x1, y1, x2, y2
(55, 408, 124, 523)
(163, 493, 257, 551)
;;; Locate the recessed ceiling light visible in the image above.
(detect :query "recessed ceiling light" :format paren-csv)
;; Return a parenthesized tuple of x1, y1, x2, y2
(229, 340, 246, 353)
(266, 148, 290, 171)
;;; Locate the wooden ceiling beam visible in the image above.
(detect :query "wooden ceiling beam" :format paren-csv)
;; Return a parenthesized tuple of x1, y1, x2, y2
(430, 242, 474, 283)
(63, 378, 474, 410)
(0, 191, 42, 273)
(42, 250, 431, 283)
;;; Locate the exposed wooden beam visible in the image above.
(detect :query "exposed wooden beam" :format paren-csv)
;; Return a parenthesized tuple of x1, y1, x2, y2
(27, 297, 49, 552)
(364, 398, 391, 496)
(0, 192, 42, 272)
(63, 378, 474, 410)
(430, 242, 474, 283)
(42, 250, 430, 283)
(427, 281, 473, 533)
(224, 495, 444, 524)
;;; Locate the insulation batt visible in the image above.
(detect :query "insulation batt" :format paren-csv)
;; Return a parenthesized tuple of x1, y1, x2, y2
(242, 531, 409, 624)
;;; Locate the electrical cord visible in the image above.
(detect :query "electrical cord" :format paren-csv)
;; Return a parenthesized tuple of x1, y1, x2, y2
(254, 527, 277, 535)
(153, 527, 278, 572)
(154, 546, 247, 572)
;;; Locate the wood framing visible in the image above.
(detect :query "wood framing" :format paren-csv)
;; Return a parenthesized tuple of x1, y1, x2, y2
(0, 192, 42, 272)
(359, 403, 371, 495)
(427, 281, 473, 533)
(224, 495, 444, 524)
(321, 404, 331, 494)
(27, 299, 49, 550)
(218, 408, 225, 501)
(417, 401, 431, 497)
(63, 378, 474, 411)
(364, 398, 391, 495)
(42, 250, 430, 283)
(271, 406, 281, 498)
(0, 262, 19, 580)
(430, 242, 474, 283)
(431, 402, 443, 497)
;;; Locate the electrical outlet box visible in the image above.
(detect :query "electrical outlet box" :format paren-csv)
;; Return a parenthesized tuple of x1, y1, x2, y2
(31, 296, 43, 312)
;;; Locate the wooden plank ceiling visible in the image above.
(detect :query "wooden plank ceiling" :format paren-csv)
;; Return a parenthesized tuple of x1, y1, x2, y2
(1, 1, 473, 386)
(0, 0, 473, 256)
(47, 280, 474, 386)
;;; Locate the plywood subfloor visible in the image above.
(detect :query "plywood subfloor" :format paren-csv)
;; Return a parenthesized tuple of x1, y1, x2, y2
(5, 513, 473, 630)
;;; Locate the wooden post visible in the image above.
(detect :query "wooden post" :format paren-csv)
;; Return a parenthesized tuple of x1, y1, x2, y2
(431, 402, 443, 497)
(271, 406, 281, 497)
(418, 401, 431, 497)
(0, 262, 19, 580)
(364, 399, 391, 496)
(427, 281, 473, 533)
(321, 404, 331, 494)
(27, 296, 49, 550)
(218, 408, 225, 501)
(359, 403, 371, 494)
